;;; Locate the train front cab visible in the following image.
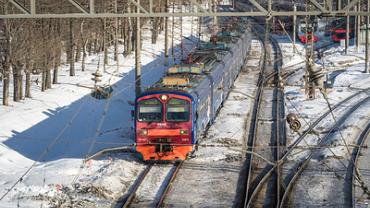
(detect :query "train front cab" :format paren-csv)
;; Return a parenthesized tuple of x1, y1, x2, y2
(298, 34, 318, 44)
(331, 28, 353, 42)
(297, 18, 318, 44)
(135, 92, 195, 161)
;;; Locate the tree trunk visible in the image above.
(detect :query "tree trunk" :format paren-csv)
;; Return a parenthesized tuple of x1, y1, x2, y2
(41, 65, 46, 92)
(53, 20, 61, 85)
(53, 58, 59, 84)
(82, 40, 87, 72)
(75, 20, 82, 61)
(69, 19, 75, 76)
(152, 17, 160, 44)
(13, 66, 20, 102)
(124, 18, 130, 56)
(87, 40, 92, 55)
(80, 20, 87, 72)
(93, 38, 99, 53)
(75, 42, 81, 62)
(19, 71, 23, 99)
(3, 72, 9, 105)
(103, 18, 108, 65)
(53, 48, 61, 84)
(2, 19, 10, 105)
(25, 71, 31, 98)
(114, 22, 118, 62)
(120, 18, 125, 38)
(46, 67, 51, 89)
(25, 55, 31, 98)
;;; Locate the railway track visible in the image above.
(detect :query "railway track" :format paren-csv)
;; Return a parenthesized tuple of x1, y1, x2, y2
(242, 18, 286, 207)
(280, 93, 370, 207)
(243, 85, 370, 207)
(242, 23, 268, 208)
(119, 161, 183, 208)
(348, 121, 370, 207)
(242, 16, 370, 208)
(270, 35, 286, 207)
(236, 2, 370, 207)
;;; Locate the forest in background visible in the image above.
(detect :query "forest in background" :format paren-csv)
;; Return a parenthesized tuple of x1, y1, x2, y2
(0, 0, 170, 106)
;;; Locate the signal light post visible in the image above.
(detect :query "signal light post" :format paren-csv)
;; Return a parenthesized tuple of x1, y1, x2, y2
(135, 0, 142, 97)
(366, 0, 369, 73)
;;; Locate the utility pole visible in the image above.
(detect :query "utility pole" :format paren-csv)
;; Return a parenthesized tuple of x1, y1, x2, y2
(171, 3, 175, 62)
(356, 1, 360, 51)
(135, 0, 141, 97)
(304, 6, 309, 98)
(114, 0, 119, 72)
(309, 16, 316, 99)
(198, 0, 202, 41)
(103, 1, 108, 70)
(345, 0, 349, 54)
(180, 6, 184, 61)
(293, 3, 297, 54)
(327, 0, 333, 11)
(265, 0, 271, 46)
(337, 0, 341, 10)
(304, 0, 315, 99)
(164, 0, 169, 66)
(213, 0, 218, 34)
(366, 0, 370, 73)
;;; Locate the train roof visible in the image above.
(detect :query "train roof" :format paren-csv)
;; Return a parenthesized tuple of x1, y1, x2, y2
(143, 18, 249, 97)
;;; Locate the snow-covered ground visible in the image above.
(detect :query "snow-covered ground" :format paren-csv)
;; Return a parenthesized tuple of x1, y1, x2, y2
(0, 16, 203, 207)
(2, 12, 370, 207)
(278, 29, 370, 206)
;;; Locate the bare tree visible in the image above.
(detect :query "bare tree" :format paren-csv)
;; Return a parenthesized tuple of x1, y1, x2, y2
(0, 0, 156, 105)
(69, 19, 75, 76)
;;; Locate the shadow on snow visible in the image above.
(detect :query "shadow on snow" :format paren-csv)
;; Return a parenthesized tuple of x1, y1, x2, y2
(3, 38, 197, 162)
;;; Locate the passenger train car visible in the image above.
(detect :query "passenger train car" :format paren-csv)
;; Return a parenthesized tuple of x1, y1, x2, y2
(135, 19, 252, 161)
(297, 18, 319, 43)
(330, 17, 355, 42)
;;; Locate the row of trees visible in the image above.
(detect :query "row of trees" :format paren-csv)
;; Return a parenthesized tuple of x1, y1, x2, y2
(0, 0, 167, 106)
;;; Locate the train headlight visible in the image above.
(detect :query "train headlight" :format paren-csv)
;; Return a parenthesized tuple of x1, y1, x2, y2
(138, 129, 148, 136)
(160, 94, 168, 101)
(180, 130, 189, 135)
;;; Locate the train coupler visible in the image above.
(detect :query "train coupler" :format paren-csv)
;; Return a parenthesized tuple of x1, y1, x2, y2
(155, 143, 173, 153)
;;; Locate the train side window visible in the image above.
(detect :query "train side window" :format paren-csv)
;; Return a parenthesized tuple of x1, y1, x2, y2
(138, 98, 162, 122)
(166, 98, 190, 122)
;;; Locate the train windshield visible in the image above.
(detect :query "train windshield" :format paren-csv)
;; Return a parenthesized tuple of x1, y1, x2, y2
(335, 32, 346, 39)
(166, 98, 190, 122)
(138, 98, 162, 122)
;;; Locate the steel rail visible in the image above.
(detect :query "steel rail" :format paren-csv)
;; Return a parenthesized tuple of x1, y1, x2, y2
(245, 24, 286, 208)
(121, 161, 183, 208)
(246, 87, 370, 207)
(121, 164, 153, 208)
(279, 95, 370, 207)
(243, 23, 268, 208)
(348, 121, 370, 207)
(272, 35, 286, 207)
(155, 161, 184, 208)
